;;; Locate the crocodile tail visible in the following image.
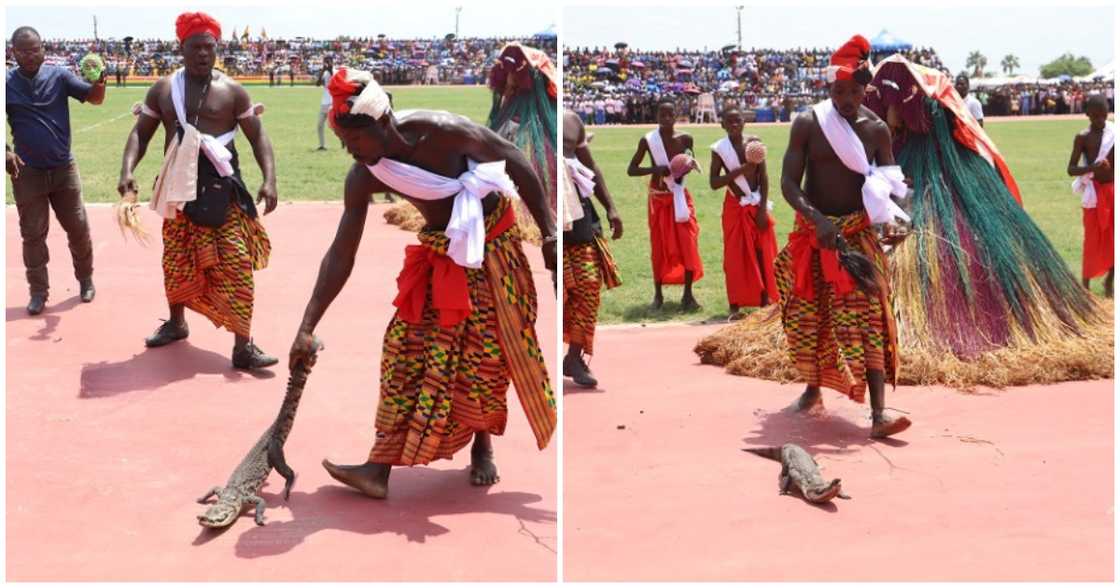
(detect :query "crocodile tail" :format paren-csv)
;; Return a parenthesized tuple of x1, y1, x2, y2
(742, 446, 783, 461)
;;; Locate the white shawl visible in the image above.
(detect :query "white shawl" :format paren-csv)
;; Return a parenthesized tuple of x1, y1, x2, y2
(565, 157, 596, 199)
(812, 99, 909, 224)
(1072, 121, 1115, 209)
(645, 129, 690, 222)
(368, 158, 520, 268)
(710, 137, 773, 210)
(149, 69, 239, 219)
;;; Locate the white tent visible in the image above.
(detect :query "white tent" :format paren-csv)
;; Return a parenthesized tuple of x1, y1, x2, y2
(1075, 61, 1114, 82)
(972, 75, 1038, 88)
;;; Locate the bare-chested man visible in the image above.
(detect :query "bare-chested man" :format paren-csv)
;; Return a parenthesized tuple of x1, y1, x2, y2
(118, 12, 278, 369)
(562, 109, 623, 388)
(776, 35, 911, 439)
(627, 100, 703, 311)
(709, 101, 778, 320)
(289, 68, 557, 498)
(1067, 94, 1114, 297)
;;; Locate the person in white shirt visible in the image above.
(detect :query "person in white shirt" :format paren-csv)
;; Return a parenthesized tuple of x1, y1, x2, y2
(956, 75, 984, 128)
(315, 55, 334, 150)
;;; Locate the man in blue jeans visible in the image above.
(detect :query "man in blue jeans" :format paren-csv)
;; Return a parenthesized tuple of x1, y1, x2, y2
(6, 26, 105, 315)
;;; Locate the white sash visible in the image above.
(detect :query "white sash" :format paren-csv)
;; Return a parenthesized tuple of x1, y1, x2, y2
(565, 157, 597, 199)
(171, 69, 237, 178)
(645, 129, 690, 223)
(710, 137, 773, 210)
(1072, 121, 1115, 209)
(560, 161, 584, 229)
(367, 158, 519, 268)
(812, 99, 909, 224)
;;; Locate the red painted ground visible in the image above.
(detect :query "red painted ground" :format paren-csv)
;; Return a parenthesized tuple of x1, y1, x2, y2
(564, 322, 1114, 582)
(6, 203, 557, 582)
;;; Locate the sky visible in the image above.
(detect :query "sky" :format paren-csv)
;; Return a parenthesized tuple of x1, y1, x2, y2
(4, 1, 1113, 76)
(5, 2, 556, 41)
(563, 4, 1115, 77)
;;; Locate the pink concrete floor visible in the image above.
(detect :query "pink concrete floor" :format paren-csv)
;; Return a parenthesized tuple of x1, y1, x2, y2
(563, 322, 1114, 582)
(6, 203, 557, 581)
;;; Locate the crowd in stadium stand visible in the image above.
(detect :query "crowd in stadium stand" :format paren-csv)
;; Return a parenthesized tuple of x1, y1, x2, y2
(974, 80, 1115, 116)
(564, 44, 1113, 124)
(564, 45, 947, 124)
(5, 35, 558, 86)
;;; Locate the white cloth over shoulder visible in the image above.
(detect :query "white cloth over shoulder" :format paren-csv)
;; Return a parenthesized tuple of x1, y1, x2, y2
(149, 69, 239, 219)
(560, 160, 584, 230)
(367, 158, 520, 268)
(812, 99, 909, 225)
(171, 69, 237, 178)
(1072, 121, 1115, 209)
(645, 129, 690, 223)
(565, 157, 596, 199)
(710, 137, 773, 210)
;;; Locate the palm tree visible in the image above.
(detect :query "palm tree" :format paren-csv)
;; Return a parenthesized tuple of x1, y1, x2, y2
(1000, 54, 1020, 76)
(966, 51, 988, 78)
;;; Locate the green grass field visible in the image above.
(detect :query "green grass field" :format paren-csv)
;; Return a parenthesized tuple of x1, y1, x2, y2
(8, 86, 1103, 326)
(587, 117, 1102, 324)
(7, 85, 493, 204)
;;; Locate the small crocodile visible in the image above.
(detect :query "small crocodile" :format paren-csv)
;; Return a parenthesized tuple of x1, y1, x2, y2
(197, 337, 323, 528)
(743, 444, 851, 504)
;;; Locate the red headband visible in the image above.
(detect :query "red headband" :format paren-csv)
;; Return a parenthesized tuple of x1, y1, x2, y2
(327, 67, 359, 128)
(828, 35, 872, 83)
(176, 12, 221, 44)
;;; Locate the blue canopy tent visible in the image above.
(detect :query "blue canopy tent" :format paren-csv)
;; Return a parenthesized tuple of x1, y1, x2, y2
(534, 25, 556, 39)
(870, 29, 912, 53)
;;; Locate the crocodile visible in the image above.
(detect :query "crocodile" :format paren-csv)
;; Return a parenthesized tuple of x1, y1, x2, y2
(197, 337, 323, 528)
(743, 444, 851, 504)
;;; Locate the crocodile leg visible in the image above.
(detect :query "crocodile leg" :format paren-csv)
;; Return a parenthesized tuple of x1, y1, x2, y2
(249, 495, 268, 525)
(268, 440, 296, 501)
(197, 486, 223, 504)
(775, 463, 792, 495)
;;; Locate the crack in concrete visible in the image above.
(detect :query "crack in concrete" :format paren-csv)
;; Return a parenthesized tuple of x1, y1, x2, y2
(516, 517, 556, 554)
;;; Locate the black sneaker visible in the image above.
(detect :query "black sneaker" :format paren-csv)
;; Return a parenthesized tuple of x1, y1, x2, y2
(79, 278, 95, 303)
(563, 354, 599, 388)
(27, 293, 47, 316)
(145, 320, 189, 347)
(232, 340, 279, 370)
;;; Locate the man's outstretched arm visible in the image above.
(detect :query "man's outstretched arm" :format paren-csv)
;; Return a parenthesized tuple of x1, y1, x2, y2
(290, 164, 373, 369)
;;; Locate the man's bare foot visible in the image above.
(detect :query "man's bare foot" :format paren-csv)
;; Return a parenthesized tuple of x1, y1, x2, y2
(790, 386, 823, 413)
(870, 414, 912, 439)
(652, 291, 664, 309)
(321, 459, 391, 498)
(681, 294, 701, 312)
(728, 310, 746, 322)
(470, 448, 500, 486)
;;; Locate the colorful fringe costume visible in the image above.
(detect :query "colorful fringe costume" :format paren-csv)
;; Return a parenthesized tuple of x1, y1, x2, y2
(695, 55, 1110, 388)
(488, 43, 558, 223)
(370, 198, 555, 465)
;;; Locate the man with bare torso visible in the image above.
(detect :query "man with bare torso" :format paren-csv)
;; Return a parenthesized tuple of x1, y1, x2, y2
(709, 102, 778, 320)
(776, 35, 911, 439)
(1067, 94, 1115, 296)
(289, 68, 557, 498)
(118, 12, 278, 369)
(627, 100, 703, 311)
(562, 109, 623, 388)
